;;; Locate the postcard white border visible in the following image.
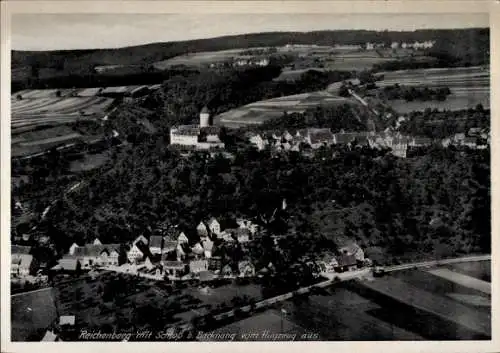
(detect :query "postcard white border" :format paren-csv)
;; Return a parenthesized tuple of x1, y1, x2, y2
(1, 1, 498, 353)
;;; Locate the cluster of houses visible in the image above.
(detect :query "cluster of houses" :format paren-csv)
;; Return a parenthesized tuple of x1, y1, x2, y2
(442, 129, 489, 150)
(246, 128, 433, 158)
(207, 57, 270, 69)
(364, 41, 435, 50)
(51, 217, 261, 281)
(315, 242, 370, 273)
(11, 245, 37, 278)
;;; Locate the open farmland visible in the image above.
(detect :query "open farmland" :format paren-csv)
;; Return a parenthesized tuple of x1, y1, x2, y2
(204, 310, 307, 341)
(360, 276, 491, 339)
(259, 261, 491, 341)
(375, 66, 490, 113)
(11, 287, 58, 341)
(153, 48, 270, 69)
(214, 90, 358, 128)
(447, 261, 491, 282)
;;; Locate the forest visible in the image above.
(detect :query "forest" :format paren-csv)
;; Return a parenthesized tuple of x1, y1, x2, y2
(398, 105, 490, 139)
(26, 131, 488, 270)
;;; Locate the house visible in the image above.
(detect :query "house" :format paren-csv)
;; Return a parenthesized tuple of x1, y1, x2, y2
(409, 137, 432, 147)
(192, 243, 205, 257)
(453, 133, 466, 144)
(127, 243, 145, 264)
(218, 230, 235, 242)
(224, 228, 251, 243)
(463, 137, 478, 149)
(189, 259, 208, 274)
(468, 127, 482, 137)
(236, 228, 251, 243)
(162, 239, 178, 254)
(178, 232, 189, 244)
(238, 261, 255, 277)
(207, 217, 221, 236)
(336, 254, 358, 272)
(176, 244, 186, 261)
(339, 243, 365, 262)
(236, 218, 259, 235)
(11, 245, 36, 277)
(133, 235, 148, 246)
(317, 254, 338, 273)
(149, 235, 163, 255)
(73, 244, 121, 268)
(307, 128, 334, 149)
(69, 243, 79, 255)
(202, 238, 214, 258)
(59, 315, 75, 326)
(197, 222, 209, 237)
(41, 330, 58, 342)
(11, 254, 35, 277)
(162, 257, 186, 278)
(249, 133, 268, 151)
(221, 264, 233, 276)
(144, 257, 155, 270)
(51, 258, 81, 273)
(208, 256, 222, 272)
(283, 130, 293, 141)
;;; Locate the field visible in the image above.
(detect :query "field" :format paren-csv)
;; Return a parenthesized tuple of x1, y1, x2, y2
(376, 66, 490, 113)
(11, 287, 59, 341)
(245, 262, 491, 341)
(447, 261, 491, 282)
(205, 310, 307, 341)
(11, 96, 115, 134)
(186, 282, 262, 307)
(153, 48, 269, 69)
(215, 90, 357, 128)
(68, 152, 110, 173)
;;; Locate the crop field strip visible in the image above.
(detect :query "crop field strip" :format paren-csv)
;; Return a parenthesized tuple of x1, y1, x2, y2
(426, 268, 491, 294)
(359, 276, 490, 336)
(282, 290, 424, 340)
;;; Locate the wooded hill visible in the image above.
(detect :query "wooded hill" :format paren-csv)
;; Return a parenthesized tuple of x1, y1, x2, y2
(12, 28, 489, 91)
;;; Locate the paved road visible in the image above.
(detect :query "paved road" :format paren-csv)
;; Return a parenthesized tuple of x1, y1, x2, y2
(382, 254, 491, 273)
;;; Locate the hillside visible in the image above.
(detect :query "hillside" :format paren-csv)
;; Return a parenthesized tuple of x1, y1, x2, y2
(12, 28, 489, 90)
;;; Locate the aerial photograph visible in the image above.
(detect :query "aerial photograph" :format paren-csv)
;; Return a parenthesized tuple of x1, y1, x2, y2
(9, 12, 490, 342)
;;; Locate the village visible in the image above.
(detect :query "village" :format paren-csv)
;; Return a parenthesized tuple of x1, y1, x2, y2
(12, 213, 370, 287)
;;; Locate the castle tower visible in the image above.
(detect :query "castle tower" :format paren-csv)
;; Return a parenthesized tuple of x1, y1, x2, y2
(200, 106, 210, 128)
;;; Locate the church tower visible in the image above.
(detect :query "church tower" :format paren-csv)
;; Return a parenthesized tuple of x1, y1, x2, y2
(200, 106, 210, 128)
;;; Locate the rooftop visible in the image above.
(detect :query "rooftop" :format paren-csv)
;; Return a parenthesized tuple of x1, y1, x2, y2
(72, 244, 120, 258)
(150, 235, 163, 249)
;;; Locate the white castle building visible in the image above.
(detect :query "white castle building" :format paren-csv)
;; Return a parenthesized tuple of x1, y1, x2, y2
(169, 106, 225, 150)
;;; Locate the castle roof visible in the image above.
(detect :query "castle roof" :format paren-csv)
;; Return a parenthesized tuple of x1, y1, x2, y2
(201, 106, 209, 114)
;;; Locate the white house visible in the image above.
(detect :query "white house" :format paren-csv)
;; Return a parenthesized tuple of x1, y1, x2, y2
(149, 236, 163, 255)
(178, 232, 189, 244)
(69, 243, 79, 255)
(133, 235, 148, 246)
(197, 222, 208, 237)
(127, 243, 144, 263)
(249, 134, 268, 151)
(93, 238, 102, 245)
(207, 218, 221, 235)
